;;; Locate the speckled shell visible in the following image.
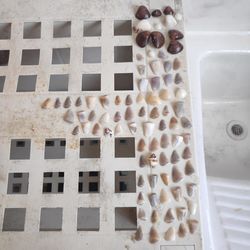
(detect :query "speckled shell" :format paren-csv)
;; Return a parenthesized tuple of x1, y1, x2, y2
(150, 107, 160, 119)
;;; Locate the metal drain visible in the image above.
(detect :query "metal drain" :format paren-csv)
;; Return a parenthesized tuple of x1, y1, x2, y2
(226, 120, 248, 140)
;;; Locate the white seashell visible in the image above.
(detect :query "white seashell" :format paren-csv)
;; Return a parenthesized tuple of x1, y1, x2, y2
(165, 208, 175, 223)
(99, 95, 109, 109)
(128, 122, 137, 134)
(149, 226, 159, 243)
(171, 150, 180, 164)
(160, 189, 168, 204)
(136, 93, 145, 103)
(149, 138, 159, 152)
(161, 173, 169, 186)
(64, 96, 71, 108)
(135, 226, 143, 241)
(165, 15, 177, 28)
(178, 223, 188, 238)
(77, 110, 86, 123)
(187, 219, 199, 234)
(125, 107, 134, 121)
(154, 22, 162, 30)
(176, 207, 187, 221)
(149, 193, 159, 207)
(173, 101, 185, 118)
(92, 123, 101, 135)
(149, 174, 158, 189)
(85, 96, 96, 109)
(150, 60, 162, 75)
(159, 152, 168, 166)
(186, 198, 197, 216)
(147, 50, 156, 58)
(138, 175, 145, 187)
(165, 227, 176, 241)
(99, 112, 110, 124)
(75, 97, 82, 107)
(185, 160, 195, 175)
(136, 19, 152, 31)
(88, 110, 96, 122)
(142, 122, 155, 137)
(72, 125, 79, 135)
(137, 139, 146, 152)
(138, 78, 148, 92)
(186, 183, 197, 197)
(171, 186, 182, 201)
(137, 65, 145, 75)
(151, 210, 160, 223)
(114, 124, 123, 135)
(137, 192, 145, 205)
(81, 121, 91, 134)
(41, 98, 52, 109)
(148, 153, 158, 167)
(172, 165, 184, 183)
(172, 134, 183, 148)
(175, 88, 187, 99)
(63, 110, 74, 123)
(175, 12, 183, 21)
(138, 208, 147, 221)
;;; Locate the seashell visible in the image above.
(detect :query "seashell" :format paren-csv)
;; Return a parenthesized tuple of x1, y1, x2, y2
(125, 107, 134, 121)
(135, 5, 151, 20)
(136, 31, 151, 48)
(77, 110, 86, 123)
(150, 31, 165, 49)
(165, 227, 175, 241)
(183, 147, 192, 159)
(137, 139, 146, 152)
(159, 89, 169, 101)
(160, 134, 169, 148)
(138, 175, 145, 187)
(72, 125, 79, 135)
(159, 119, 167, 131)
(125, 95, 133, 106)
(161, 173, 169, 186)
(160, 189, 168, 203)
(186, 198, 197, 216)
(149, 193, 159, 208)
(114, 124, 123, 135)
(146, 92, 161, 105)
(64, 96, 71, 108)
(142, 122, 155, 137)
(149, 226, 159, 244)
(175, 87, 187, 99)
(167, 40, 183, 55)
(187, 219, 199, 234)
(99, 112, 110, 124)
(114, 95, 121, 105)
(176, 207, 187, 221)
(82, 121, 91, 134)
(186, 183, 197, 197)
(165, 208, 175, 223)
(158, 50, 166, 59)
(88, 110, 96, 122)
(137, 192, 145, 205)
(175, 12, 183, 21)
(104, 128, 113, 137)
(181, 117, 192, 128)
(150, 107, 160, 119)
(85, 96, 96, 109)
(173, 101, 184, 118)
(173, 57, 181, 70)
(164, 61, 172, 73)
(136, 20, 152, 32)
(185, 160, 195, 175)
(138, 208, 147, 221)
(150, 77, 160, 91)
(150, 60, 162, 75)
(137, 65, 145, 75)
(162, 105, 169, 116)
(159, 152, 168, 166)
(135, 226, 143, 241)
(172, 165, 184, 183)
(183, 133, 191, 144)
(154, 23, 162, 30)
(165, 15, 177, 28)
(149, 138, 159, 151)
(136, 53, 144, 61)
(172, 134, 183, 148)
(147, 50, 156, 58)
(128, 122, 137, 134)
(163, 74, 173, 86)
(138, 106, 146, 117)
(169, 30, 184, 40)
(149, 174, 158, 189)
(178, 223, 188, 238)
(139, 155, 147, 168)
(148, 153, 158, 167)
(92, 123, 101, 135)
(152, 9, 162, 17)
(171, 186, 182, 201)
(99, 95, 109, 109)
(138, 78, 148, 92)
(169, 117, 179, 130)
(54, 98, 61, 108)
(175, 73, 183, 84)
(41, 98, 52, 109)
(163, 6, 174, 15)
(170, 150, 180, 164)
(114, 111, 121, 122)
(75, 97, 82, 107)
(151, 210, 160, 223)
(63, 109, 74, 123)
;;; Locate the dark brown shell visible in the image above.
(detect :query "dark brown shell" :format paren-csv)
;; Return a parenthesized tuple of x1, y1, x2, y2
(163, 6, 174, 15)
(167, 40, 184, 55)
(150, 31, 165, 49)
(152, 9, 162, 17)
(136, 31, 151, 48)
(135, 5, 151, 20)
(168, 30, 184, 40)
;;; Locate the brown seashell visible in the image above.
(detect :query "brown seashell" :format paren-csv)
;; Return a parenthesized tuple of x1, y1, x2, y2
(63, 109, 74, 123)
(159, 152, 168, 166)
(138, 192, 145, 205)
(178, 223, 187, 238)
(136, 93, 145, 104)
(175, 73, 183, 84)
(173, 58, 181, 70)
(150, 107, 160, 119)
(186, 183, 197, 197)
(149, 138, 159, 152)
(99, 95, 109, 109)
(150, 77, 160, 91)
(135, 226, 143, 241)
(75, 97, 82, 107)
(72, 125, 79, 135)
(138, 175, 145, 187)
(138, 208, 147, 221)
(125, 95, 133, 106)
(125, 107, 134, 121)
(159, 89, 169, 101)
(183, 133, 191, 144)
(183, 147, 192, 159)
(165, 208, 175, 223)
(114, 111, 122, 123)
(160, 189, 168, 203)
(165, 227, 175, 241)
(137, 139, 146, 152)
(41, 98, 52, 109)
(181, 117, 192, 128)
(92, 123, 101, 135)
(162, 105, 169, 116)
(171, 150, 180, 164)
(151, 210, 160, 223)
(139, 155, 147, 168)
(64, 96, 71, 108)
(172, 165, 184, 183)
(115, 95, 121, 105)
(150, 31, 165, 49)
(88, 110, 96, 122)
(159, 119, 167, 131)
(135, 5, 151, 20)
(138, 106, 146, 117)
(136, 31, 151, 48)
(167, 40, 183, 55)
(169, 117, 179, 130)
(168, 30, 184, 40)
(54, 98, 61, 108)
(152, 9, 162, 17)
(176, 207, 187, 221)
(160, 134, 169, 148)
(171, 186, 182, 201)
(146, 92, 161, 105)
(187, 219, 199, 234)
(185, 161, 195, 176)
(149, 226, 159, 243)
(161, 173, 169, 186)
(163, 6, 174, 15)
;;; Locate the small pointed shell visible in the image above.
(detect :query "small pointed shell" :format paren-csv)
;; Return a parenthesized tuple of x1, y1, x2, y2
(186, 198, 197, 216)
(172, 134, 183, 148)
(125, 95, 133, 105)
(77, 110, 86, 123)
(175, 73, 183, 84)
(183, 133, 191, 144)
(171, 186, 182, 201)
(146, 92, 161, 105)
(138, 175, 145, 187)
(160, 189, 168, 203)
(159, 89, 169, 101)
(160, 134, 169, 148)
(175, 87, 187, 99)
(114, 124, 123, 135)
(159, 119, 167, 131)
(149, 193, 159, 208)
(75, 97, 82, 107)
(165, 227, 175, 241)
(125, 107, 134, 121)
(85, 96, 96, 109)
(114, 111, 122, 122)
(178, 223, 187, 238)
(161, 173, 169, 186)
(63, 110, 74, 123)
(173, 58, 181, 70)
(138, 106, 146, 117)
(149, 138, 159, 152)
(163, 74, 173, 86)
(99, 112, 110, 124)
(150, 107, 160, 119)
(143, 122, 155, 137)
(115, 95, 121, 105)
(165, 208, 175, 223)
(41, 98, 52, 109)
(171, 150, 180, 164)
(150, 77, 160, 91)
(136, 53, 144, 61)
(72, 125, 79, 135)
(135, 226, 143, 241)
(162, 105, 169, 116)
(138, 208, 147, 221)
(150, 60, 162, 75)
(151, 210, 160, 223)
(185, 160, 195, 175)
(137, 139, 146, 152)
(176, 207, 187, 221)
(136, 19, 152, 32)
(187, 219, 199, 234)
(183, 147, 192, 159)
(137, 192, 145, 205)
(88, 110, 96, 122)
(128, 122, 137, 134)
(186, 183, 197, 197)
(169, 117, 179, 130)
(99, 95, 109, 109)
(149, 174, 158, 189)
(139, 155, 147, 168)
(92, 123, 101, 135)
(82, 121, 91, 134)
(147, 50, 156, 58)
(173, 101, 185, 118)
(64, 96, 71, 108)
(181, 117, 192, 128)
(138, 78, 148, 92)
(158, 50, 166, 59)
(149, 226, 159, 243)
(172, 166, 184, 183)
(164, 61, 172, 72)
(137, 65, 145, 75)
(159, 152, 168, 166)
(54, 98, 61, 108)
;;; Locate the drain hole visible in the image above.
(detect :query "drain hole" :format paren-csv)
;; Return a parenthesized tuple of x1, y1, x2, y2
(226, 120, 247, 141)
(231, 124, 244, 136)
